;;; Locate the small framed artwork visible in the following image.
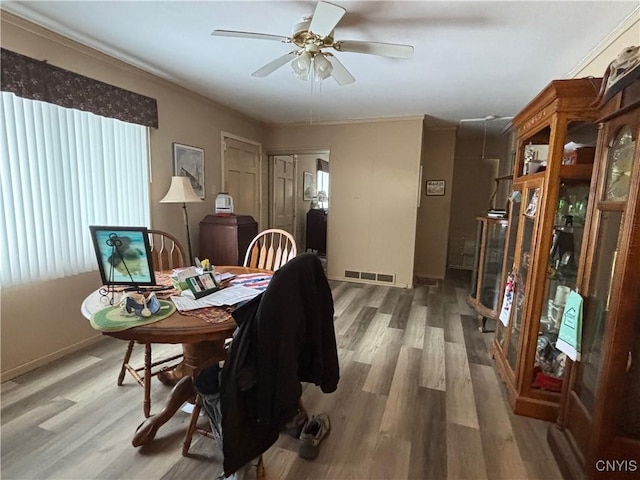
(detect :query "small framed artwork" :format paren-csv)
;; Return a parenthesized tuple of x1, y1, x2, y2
(173, 143, 205, 199)
(303, 171, 316, 201)
(89, 226, 156, 286)
(426, 180, 446, 196)
(185, 272, 220, 299)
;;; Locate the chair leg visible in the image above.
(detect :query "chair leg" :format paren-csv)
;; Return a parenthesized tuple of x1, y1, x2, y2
(143, 343, 152, 418)
(118, 340, 135, 386)
(256, 455, 265, 480)
(182, 394, 202, 456)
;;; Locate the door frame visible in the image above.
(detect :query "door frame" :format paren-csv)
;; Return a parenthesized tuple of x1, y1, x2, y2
(221, 131, 263, 227)
(268, 154, 298, 235)
(266, 147, 331, 258)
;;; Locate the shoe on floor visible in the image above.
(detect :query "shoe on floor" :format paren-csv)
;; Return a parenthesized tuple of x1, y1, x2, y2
(284, 409, 308, 438)
(298, 413, 331, 460)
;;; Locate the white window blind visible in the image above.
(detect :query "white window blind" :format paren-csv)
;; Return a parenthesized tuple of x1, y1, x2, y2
(0, 92, 150, 287)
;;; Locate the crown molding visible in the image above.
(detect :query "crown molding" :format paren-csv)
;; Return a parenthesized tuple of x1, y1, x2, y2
(565, 6, 640, 78)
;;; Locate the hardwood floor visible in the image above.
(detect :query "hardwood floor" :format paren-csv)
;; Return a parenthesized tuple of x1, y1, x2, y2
(1, 270, 563, 479)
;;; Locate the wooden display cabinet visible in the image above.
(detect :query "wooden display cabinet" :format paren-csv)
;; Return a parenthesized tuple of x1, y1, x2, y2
(548, 79, 640, 479)
(467, 216, 509, 332)
(492, 78, 602, 421)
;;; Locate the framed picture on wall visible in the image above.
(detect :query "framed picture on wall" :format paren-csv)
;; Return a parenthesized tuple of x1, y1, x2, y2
(426, 180, 446, 196)
(173, 143, 205, 199)
(303, 171, 316, 200)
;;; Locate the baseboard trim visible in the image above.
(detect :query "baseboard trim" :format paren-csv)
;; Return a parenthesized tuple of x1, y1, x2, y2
(1, 334, 104, 383)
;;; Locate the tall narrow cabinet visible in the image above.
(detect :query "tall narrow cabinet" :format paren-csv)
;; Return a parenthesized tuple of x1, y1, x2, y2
(467, 216, 509, 332)
(548, 79, 640, 479)
(492, 78, 602, 421)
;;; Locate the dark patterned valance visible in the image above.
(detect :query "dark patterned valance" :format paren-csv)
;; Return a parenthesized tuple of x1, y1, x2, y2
(1, 48, 158, 128)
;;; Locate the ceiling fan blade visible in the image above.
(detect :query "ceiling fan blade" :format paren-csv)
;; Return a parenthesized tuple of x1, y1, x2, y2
(212, 30, 290, 43)
(334, 40, 414, 59)
(309, 1, 346, 37)
(460, 115, 514, 122)
(326, 55, 355, 86)
(252, 52, 297, 78)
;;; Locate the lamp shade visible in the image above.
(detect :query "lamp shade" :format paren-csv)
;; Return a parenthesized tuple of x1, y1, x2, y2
(314, 54, 333, 80)
(291, 51, 312, 80)
(160, 176, 203, 204)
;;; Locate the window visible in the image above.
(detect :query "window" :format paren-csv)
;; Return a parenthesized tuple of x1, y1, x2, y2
(316, 170, 329, 209)
(0, 92, 150, 287)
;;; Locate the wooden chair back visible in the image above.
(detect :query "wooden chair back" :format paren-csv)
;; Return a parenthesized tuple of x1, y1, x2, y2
(244, 229, 297, 271)
(147, 229, 187, 271)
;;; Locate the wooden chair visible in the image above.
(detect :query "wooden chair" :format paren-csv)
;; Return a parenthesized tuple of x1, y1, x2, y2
(117, 229, 186, 417)
(243, 229, 297, 271)
(183, 230, 299, 470)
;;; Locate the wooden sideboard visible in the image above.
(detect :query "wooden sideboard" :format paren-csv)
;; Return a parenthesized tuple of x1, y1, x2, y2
(199, 214, 258, 266)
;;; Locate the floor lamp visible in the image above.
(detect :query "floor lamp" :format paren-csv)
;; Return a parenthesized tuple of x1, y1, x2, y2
(160, 176, 203, 265)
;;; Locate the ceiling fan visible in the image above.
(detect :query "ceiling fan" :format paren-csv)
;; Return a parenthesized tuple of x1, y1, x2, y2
(459, 115, 514, 123)
(211, 0, 414, 86)
(460, 114, 515, 137)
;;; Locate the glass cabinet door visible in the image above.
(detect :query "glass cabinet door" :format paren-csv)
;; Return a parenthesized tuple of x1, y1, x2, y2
(575, 124, 637, 417)
(575, 211, 624, 412)
(530, 180, 591, 392)
(469, 220, 484, 301)
(479, 221, 508, 312)
(507, 186, 539, 370)
(497, 189, 522, 350)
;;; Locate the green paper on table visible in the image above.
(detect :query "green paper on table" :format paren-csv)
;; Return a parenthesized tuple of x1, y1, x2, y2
(90, 300, 176, 332)
(556, 290, 583, 361)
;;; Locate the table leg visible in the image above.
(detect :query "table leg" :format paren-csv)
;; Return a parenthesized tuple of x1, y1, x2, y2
(131, 340, 227, 447)
(132, 376, 195, 447)
(157, 362, 188, 386)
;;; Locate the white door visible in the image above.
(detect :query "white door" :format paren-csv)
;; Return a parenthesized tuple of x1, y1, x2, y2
(223, 136, 261, 224)
(270, 155, 296, 235)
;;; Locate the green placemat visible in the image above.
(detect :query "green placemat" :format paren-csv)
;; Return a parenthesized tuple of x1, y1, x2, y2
(90, 300, 176, 332)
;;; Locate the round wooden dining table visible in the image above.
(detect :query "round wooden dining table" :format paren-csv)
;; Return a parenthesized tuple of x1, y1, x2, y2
(81, 266, 271, 447)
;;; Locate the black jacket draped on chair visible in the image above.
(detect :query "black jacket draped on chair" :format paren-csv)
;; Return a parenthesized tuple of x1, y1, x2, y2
(220, 253, 339, 476)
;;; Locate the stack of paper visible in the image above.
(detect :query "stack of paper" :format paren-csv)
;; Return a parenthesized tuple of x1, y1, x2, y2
(170, 285, 262, 311)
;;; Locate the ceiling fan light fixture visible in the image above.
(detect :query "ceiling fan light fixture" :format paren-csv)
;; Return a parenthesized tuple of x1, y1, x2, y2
(314, 53, 333, 80)
(214, 1, 414, 86)
(291, 51, 312, 79)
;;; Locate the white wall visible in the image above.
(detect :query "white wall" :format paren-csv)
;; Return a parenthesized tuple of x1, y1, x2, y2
(267, 118, 423, 288)
(414, 120, 457, 279)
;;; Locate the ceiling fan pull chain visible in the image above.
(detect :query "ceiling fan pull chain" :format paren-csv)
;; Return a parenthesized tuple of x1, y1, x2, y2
(316, 68, 324, 123)
(309, 64, 315, 124)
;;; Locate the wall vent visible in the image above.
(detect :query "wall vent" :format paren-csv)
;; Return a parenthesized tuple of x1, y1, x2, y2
(344, 270, 360, 279)
(343, 270, 396, 284)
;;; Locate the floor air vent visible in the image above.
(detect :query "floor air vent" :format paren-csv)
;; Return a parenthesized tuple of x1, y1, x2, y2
(343, 270, 395, 284)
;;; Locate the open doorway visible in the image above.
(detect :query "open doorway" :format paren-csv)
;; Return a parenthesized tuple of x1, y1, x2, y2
(267, 150, 330, 269)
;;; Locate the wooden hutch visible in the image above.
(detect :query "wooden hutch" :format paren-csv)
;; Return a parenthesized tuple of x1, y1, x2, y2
(491, 78, 602, 421)
(548, 76, 640, 478)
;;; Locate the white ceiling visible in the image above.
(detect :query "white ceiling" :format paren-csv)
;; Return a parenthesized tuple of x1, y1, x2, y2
(2, 1, 638, 128)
